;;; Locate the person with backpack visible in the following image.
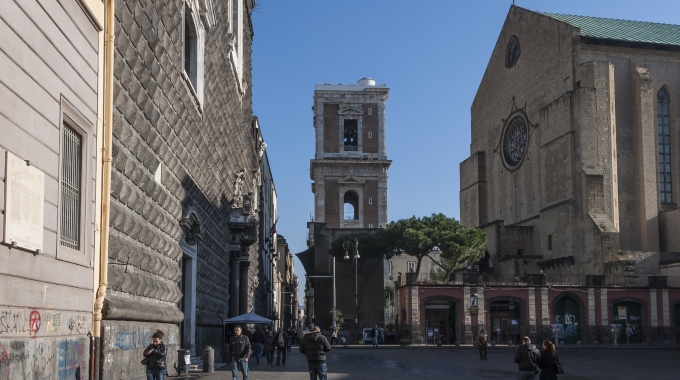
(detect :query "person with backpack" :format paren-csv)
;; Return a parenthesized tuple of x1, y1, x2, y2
(251, 326, 265, 364)
(299, 326, 332, 380)
(275, 327, 289, 365)
(538, 340, 563, 380)
(514, 336, 541, 380)
(142, 330, 167, 380)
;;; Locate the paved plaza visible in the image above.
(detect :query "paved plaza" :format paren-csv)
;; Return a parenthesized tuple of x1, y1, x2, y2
(185, 346, 679, 380)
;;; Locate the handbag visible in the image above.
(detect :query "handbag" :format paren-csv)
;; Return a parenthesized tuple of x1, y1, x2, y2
(556, 354, 565, 374)
(141, 356, 150, 366)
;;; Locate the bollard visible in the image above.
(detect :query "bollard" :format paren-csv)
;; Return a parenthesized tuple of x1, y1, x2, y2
(491, 341, 496, 347)
(177, 349, 190, 375)
(576, 341, 582, 347)
(455, 340, 460, 347)
(203, 346, 214, 373)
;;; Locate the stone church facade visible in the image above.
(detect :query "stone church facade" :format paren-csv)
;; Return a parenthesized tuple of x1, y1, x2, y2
(460, 6, 680, 280)
(100, 0, 263, 378)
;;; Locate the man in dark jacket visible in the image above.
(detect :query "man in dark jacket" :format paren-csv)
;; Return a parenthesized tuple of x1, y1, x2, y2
(514, 336, 541, 380)
(252, 326, 266, 364)
(275, 328, 289, 365)
(299, 326, 331, 380)
(229, 325, 251, 380)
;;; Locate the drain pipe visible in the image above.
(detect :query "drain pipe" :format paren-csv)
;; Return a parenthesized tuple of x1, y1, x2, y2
(92, 0, 115, 379)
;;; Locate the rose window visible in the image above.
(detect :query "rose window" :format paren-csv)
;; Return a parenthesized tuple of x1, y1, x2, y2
(503, 116, 528, 167)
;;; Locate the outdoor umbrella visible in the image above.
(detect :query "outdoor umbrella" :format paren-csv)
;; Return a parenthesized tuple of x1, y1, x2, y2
(225, 312, 273, 324)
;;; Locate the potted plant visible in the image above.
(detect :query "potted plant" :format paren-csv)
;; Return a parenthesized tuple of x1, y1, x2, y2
(398, 326, 412, 346)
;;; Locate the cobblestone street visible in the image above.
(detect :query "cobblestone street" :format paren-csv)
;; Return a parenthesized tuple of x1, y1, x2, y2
(185, 346, 679, 380)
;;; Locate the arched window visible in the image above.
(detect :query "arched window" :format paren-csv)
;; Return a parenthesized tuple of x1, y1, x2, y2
(658, 88, 672, 203)
(343, 191, 359, 220)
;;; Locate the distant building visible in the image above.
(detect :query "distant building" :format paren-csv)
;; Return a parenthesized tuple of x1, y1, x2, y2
(276, 235, 299, 330)
(298, 78, 392, 332)
(258, 146, 278, 320)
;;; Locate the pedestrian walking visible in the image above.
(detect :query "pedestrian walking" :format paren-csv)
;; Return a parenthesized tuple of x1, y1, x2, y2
(300, 326, 331, 380)
(476, 329, 488, 360)
(275, 328, 289, 365)
(264, 330, 276, 365)
(252, 326, 265, 364)
(243, 326, 253, 343)
(286, 327, 293, 352)
(229, 325, 251, 380)
(371, 325, 379, 347)
(142, 330, 167, 380)
(538, 340, 563, 380)
(330, 327, 338, 346)
(514, 336, 541, 380)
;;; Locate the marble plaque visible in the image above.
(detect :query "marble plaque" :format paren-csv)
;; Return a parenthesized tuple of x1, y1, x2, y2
(3, 151, 44, 251)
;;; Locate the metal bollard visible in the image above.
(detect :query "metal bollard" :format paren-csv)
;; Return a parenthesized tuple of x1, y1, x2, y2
(203, 346, 214, 373)
(177, 349, 190, 375)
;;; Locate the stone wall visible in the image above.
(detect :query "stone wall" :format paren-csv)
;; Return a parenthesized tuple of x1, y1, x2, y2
(100, 321, 179, 380)
(104, 0, 259, 369)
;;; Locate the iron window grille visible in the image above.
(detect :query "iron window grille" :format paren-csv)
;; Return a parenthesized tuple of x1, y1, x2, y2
(658, 89, 672, 203)
(60, 123, 82, 250)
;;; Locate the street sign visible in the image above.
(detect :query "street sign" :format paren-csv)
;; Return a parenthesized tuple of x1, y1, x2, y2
(470, 295, 478, 307)
(618, 306, 627, 319)
(470, 306, 479, 315)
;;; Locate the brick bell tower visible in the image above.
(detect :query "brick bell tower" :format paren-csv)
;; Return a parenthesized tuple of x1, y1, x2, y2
(311, 78, 391, 228)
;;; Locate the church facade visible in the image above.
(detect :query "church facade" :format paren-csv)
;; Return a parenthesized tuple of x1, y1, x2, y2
(460, 6, 680, 280)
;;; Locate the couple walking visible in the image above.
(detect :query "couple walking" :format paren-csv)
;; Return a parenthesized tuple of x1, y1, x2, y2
(515, 336, 564, 380)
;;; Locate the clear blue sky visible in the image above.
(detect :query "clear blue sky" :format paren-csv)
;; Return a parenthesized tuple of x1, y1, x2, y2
(250, 0, 680, 303)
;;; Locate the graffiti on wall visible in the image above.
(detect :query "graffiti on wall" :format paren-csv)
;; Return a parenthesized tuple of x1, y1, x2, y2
(0, 337, 88, 380)
(0, 308, 90, 338)
(554, 313, 578, 339)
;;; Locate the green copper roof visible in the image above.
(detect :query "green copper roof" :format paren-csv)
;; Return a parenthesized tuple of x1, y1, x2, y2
(540, 12, 680, 47)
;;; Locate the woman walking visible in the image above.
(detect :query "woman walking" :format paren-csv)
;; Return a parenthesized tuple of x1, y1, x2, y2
(538, 340, 561, 380)
(264, 330, 276, 365)
(142, 330, 167, 380)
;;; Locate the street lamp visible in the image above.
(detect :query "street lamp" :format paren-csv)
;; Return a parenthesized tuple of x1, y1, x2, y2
(343, 238, 360, 336)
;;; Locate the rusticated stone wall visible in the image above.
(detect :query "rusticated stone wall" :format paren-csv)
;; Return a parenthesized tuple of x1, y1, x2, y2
(103, 0, 259, 375)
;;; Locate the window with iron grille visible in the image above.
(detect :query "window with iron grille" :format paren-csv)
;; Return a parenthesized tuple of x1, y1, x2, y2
(60, 122, 82, 250)
(658, 88, 672, 203)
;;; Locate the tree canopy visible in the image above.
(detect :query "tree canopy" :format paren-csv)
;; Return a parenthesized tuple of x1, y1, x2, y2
(329, 213, 487, 279)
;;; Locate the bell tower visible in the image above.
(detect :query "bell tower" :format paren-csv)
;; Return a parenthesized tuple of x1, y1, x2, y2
(311, 78, 391, 228)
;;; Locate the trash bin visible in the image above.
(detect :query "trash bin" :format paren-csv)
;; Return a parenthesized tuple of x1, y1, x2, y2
(177, 349, 191, 375)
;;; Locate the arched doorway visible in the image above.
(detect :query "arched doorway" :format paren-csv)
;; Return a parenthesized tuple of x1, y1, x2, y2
(553, 297, 580, 344)
(613, 301, 643, 344)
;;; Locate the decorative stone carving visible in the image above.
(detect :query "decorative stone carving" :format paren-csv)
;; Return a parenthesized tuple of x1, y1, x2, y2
(232, 168, 246, 207)
(180, 201, 203, 246)
(258, 141, 267, 158)
(226, 33, 236, 53)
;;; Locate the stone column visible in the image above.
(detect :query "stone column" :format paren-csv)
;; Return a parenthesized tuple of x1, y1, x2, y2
(240, 260, 250, 314)
(229, 251, 241, 318)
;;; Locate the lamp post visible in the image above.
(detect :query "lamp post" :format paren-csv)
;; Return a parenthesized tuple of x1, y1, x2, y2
(343, 238, 360, 337)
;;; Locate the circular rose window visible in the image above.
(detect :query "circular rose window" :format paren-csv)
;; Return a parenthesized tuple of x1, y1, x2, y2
(502, 116, 528, 167)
